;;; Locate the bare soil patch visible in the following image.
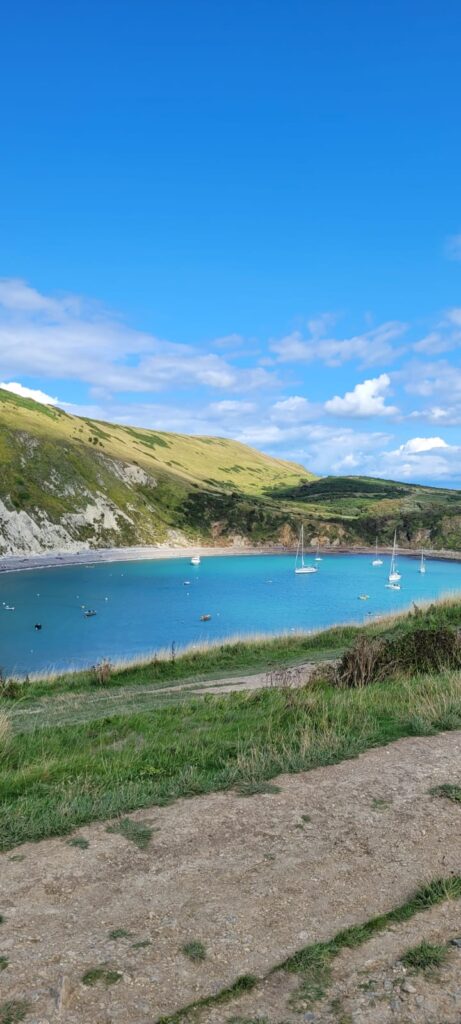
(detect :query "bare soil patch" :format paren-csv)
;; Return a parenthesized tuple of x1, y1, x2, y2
(1, 731, 461, 1023)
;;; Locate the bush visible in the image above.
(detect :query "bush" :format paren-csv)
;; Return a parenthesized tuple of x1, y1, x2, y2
(0, 674, 21, 699)
(335, 626, 461, 688)
(92, 660, 112, 686)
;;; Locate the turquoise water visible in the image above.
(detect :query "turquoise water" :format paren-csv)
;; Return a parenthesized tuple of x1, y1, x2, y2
(1, 553, 461, 676)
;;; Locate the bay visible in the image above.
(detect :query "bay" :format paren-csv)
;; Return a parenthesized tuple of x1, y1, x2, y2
(1, 552, 461, 676)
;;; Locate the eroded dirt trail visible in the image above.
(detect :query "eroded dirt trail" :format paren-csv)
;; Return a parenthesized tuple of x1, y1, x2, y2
(1, 731, 461, 1023)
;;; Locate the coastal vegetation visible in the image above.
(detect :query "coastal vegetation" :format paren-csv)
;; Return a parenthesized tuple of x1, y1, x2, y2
(2, 386, 461, 555)
(2, 598, 461, 852)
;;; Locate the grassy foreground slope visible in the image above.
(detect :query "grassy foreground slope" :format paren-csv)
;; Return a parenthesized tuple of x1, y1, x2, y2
(2, 598, 461, 849)
(0, 387, 314, 555)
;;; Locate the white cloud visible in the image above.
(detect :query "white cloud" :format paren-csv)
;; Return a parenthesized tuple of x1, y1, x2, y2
(324, 374, 399, 418)
(272, 321, 407, 367)
(388, 436, 449, 456)
(0, 279, 277, 396)
(0, 381, 62, 405)
(445, 234, 461, 260)
(271, 395, 317, 422)
(207, 400, 256, 415)
(380, 436, 460, 482)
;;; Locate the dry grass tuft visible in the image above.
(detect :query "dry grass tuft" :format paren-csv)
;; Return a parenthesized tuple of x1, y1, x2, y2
(0, 712, 11, 757)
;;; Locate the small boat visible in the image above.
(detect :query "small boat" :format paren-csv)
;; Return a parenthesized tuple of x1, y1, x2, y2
(388, 530, 401, 583)
(183, 580, 191, 586)
(4, 605, 15, 611)
(385, 582, 401, 591)
(418, 549, 426, 574)
(34, 623, 42, 631)
(372, 538, 383, 566)
(200, 613, 211, 621)
(84, 609, 97, 618)
(294, 525, 318, 575)
(190, 555, 201, 566)
(358, 594, 370, 601)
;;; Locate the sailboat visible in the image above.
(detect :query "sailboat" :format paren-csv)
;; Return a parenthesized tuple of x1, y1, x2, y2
(295, 525, 318, 574)
(190, 554, 201, 566)
(386, 530, 401, 587)
(371, 538, 383, 566)
(418, 549, 426, 574)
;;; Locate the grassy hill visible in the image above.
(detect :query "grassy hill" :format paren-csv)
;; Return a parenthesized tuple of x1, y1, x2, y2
(0, 388, 315, 555)
(274, 474, 461, 550)
(1, 387, 461, 556)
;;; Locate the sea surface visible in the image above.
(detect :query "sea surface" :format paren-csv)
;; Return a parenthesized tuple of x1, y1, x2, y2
(1, 552, 461, 676)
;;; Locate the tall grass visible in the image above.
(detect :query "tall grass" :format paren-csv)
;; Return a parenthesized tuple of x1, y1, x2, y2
(0, 712, 10, 756)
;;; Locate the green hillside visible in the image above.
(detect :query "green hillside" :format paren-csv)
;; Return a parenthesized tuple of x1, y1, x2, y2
(274, 474, 461, 550)
(1, 387, 461, 556)
(0, 388, 315, 555)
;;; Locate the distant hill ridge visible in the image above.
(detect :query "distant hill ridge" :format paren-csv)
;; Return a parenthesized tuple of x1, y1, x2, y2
(1, 387, 461, 557)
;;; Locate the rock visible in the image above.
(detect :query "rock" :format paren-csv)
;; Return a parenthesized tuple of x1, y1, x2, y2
(56, 975, 74, 1012)
(401, 980, 416, 994)
(450, 937, 461, 948)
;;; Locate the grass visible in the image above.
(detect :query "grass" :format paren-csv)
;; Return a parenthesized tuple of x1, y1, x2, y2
(108, 928, 132, 940)
(157, 975, 258, 1024)
(157, 876, 461, 1022)
(431, 782, 461, 803)
(2, 661, 461, 850)
(400, 940, 449, 974)
(4, 628, 355, 698)
(0, 1004, 29, 1024)
(81, 967, 122, 986)
(0, 957, 8, 971)
(181, 941, 207, 962)
(280, 876, 461, 1005)
(0, 712, 10, 749)
(66, 836, 89, 849)
(106, 817, 154, 849)
(371, 797, 391, 810)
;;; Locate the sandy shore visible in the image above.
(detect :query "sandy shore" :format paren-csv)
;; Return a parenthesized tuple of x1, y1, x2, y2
(1, 541, 461, 574)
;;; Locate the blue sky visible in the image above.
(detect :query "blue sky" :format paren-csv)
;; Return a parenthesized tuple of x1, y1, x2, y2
(1, 0, 461, 484)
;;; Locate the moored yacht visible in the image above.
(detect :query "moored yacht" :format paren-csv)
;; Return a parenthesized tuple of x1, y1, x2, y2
(294, 524, 318, 574)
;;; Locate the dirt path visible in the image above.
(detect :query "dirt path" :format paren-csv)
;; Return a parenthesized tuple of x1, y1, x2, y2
(1, 731, 461, 1023)
(10, 660, 336, 731)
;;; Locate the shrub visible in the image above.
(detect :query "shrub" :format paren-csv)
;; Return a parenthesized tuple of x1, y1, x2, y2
(336, 626, 461, 688)
(92, 660, 112, 686)
(335, 636, 387, 688)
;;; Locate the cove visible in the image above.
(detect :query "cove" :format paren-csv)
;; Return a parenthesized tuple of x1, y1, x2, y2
(1, 552, 461, 676)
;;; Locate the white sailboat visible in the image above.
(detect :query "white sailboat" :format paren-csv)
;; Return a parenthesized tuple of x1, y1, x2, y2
(418, 549, 426, 574)
(372, 538, 383, 566)
(190, 555, 201, 566)
(387, 530, 401, 585)
(295, 525, 318, 574)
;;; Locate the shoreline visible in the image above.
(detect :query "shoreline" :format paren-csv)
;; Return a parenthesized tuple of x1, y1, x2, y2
(2, 542, 461, 575)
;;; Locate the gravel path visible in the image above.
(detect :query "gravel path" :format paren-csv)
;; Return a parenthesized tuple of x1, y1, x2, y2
(1, 730, 461, 1022)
